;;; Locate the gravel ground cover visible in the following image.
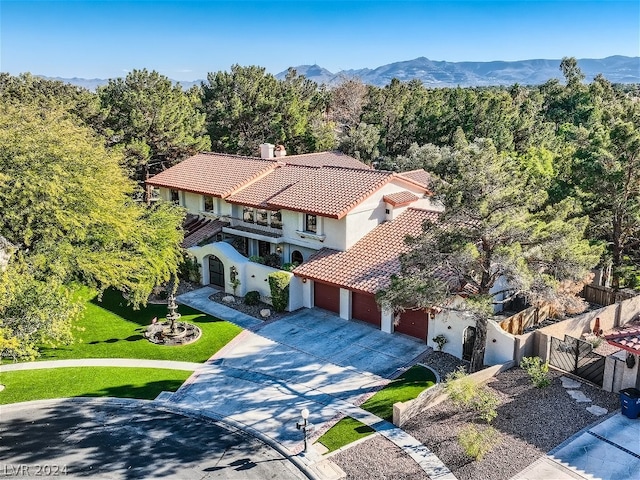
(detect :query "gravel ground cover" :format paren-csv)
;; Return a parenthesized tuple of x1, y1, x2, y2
(209, 291, 290, 321)
(332, 361, 620, 480)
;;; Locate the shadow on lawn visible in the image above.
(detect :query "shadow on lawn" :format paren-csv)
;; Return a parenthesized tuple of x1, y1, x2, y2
(90, 289, 221, 325)
(85, 379, 186, 399)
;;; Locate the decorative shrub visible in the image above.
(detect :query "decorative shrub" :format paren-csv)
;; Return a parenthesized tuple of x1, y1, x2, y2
(520, 356, 551, 388)
(263, 253, 282, 268)
(458, 425, 500, 461)
(282, 263, 296, 272)
(178, 254, 201, 283)
(249, 255, 265, 264)
(445, 367, 498, 423)
(244, 291, 260, 306)
(268, 271, 290, 312)
(432, 334, 448, 351)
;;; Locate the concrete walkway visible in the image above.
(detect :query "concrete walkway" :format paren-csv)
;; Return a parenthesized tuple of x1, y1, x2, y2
(174, 287, 455, 479)
(0, 358, 202, 372)
(512, 412, 640, 480)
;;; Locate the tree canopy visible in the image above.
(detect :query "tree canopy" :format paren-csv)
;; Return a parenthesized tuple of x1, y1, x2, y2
(0, 104, 185, 360)
(378, 139, 602, 371)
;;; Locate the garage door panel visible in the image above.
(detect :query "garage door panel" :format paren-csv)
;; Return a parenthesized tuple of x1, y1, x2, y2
(395, 309, 428, 341)
(314, 282, 340, 313)
(352, 292, 381, 327)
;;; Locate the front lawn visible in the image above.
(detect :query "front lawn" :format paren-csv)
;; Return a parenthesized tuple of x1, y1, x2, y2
(316, 365, 436, 452)
(0, 367, 190, 405)
(36, 288, 242, 363)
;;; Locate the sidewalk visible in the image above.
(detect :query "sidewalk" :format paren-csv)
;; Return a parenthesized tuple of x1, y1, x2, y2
(0, 358, 203, 372)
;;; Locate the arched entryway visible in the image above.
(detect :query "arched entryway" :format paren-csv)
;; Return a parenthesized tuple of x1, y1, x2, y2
(462, 326, 476, 361)
(208, 255, 225, 288)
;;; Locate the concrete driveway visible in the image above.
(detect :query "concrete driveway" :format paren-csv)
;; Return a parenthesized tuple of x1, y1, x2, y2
(0, 398, 306, 479)
(513, 412, 640, 480)
(173, 291, 429, 453)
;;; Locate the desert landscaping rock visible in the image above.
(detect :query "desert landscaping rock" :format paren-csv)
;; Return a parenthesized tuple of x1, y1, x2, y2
(586, 405, 608, 416)
(560, 376, 582, 389)
(567, 389, 592, 403)
(222, 295, 236, 303)
(260, 308, 271, 318)
(400, 368, 620, 480)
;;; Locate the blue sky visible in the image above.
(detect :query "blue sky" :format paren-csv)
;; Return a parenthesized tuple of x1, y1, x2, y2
(1, 1, 638, 80)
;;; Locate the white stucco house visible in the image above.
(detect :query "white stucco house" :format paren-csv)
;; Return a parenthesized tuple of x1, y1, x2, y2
(146, 143, 515, 365)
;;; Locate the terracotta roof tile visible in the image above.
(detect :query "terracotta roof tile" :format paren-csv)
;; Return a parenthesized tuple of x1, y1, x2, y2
(283, 151, 371, 170)
(182, 217, 228, 248)
(146, 153, 277, 198)
(268, 167, 393, 219)
(383, 191, 420, 207)
(605, 322, 640, 354)
(294, 208, 440, 294)
(398, 169, 433, 190)
(226, 165, 315, 209)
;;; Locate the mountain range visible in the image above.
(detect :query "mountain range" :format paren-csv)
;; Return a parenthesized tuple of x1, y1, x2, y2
(277, 56, 640, 87)
(43, 56, 639, 90)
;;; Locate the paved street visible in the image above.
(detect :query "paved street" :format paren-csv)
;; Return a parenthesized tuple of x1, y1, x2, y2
(0, 398, 306, 479)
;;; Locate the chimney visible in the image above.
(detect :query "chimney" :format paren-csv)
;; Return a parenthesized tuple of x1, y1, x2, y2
(260, 143, 274, 159)
(274, 144, 287, 158)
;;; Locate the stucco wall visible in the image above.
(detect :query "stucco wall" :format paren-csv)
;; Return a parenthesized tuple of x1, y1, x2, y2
(485, 320, 516, 366)
(426, 298, 476, 358)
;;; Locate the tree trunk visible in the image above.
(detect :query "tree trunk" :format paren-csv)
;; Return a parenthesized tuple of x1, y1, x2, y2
(144, 164, 151, 206)
(611, 211, 622, 291)
(470, 314, 488, 373)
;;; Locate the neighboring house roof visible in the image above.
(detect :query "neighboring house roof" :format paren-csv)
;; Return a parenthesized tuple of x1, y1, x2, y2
(294, 208, 440, 294)
(146, 153, 277, 198)
(383, 191, 420, 207)
(226, 165, 315, 209)
(268, 167, 393, 219)
(283, 151, 371, 170)
(398, 169, 433, 190)
(182, 216, 229, 248)
(605, 322, 640, 355)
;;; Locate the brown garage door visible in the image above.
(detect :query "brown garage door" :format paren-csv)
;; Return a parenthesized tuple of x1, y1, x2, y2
(395, 309, 428, 341)
(352, 292, 381, 327)
(314, 282, 340, 313)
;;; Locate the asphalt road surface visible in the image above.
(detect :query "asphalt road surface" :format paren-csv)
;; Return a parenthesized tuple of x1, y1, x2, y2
(0, 398, 306, 479)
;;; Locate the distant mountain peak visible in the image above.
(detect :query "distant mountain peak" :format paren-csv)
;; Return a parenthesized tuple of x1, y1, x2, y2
(277, 55, 640, 87)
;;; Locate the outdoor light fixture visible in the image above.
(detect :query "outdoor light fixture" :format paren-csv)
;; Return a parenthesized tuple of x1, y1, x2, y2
(230, 266, 238, 282)
(626, 353, 636, 369)
(296, 408, 310, 453)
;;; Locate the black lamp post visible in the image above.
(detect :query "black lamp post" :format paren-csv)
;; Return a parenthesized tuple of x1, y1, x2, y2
(296, 408, 310, 453)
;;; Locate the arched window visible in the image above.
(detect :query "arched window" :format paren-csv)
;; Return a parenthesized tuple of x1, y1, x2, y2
(291, 250, 304, 265)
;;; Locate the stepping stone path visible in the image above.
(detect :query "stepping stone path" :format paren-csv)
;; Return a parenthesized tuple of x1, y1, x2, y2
(560, 375, 608, 415)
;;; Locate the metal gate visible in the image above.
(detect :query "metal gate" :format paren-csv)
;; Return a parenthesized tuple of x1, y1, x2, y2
(549, 335, 606, 386)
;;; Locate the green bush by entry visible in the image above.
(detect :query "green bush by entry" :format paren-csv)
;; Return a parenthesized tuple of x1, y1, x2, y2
(268, 271, 290, 312)
(244, 291, 261, 306)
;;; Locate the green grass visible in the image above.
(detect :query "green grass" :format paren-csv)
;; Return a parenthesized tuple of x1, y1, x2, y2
(0, 367, 191, 405)
(361, 364, 437, 421)
(316, 365, 436, 452)
(36, 288, 242, 363)
(316, 417, 374, 453)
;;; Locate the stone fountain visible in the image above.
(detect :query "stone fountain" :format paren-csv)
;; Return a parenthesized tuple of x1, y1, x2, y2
(144, 293, 201, 346)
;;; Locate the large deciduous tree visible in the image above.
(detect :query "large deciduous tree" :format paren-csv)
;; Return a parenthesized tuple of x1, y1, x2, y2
(378, 139, 602, 372)
(0, 104, 185, 360)
(98, 69, 210, 200)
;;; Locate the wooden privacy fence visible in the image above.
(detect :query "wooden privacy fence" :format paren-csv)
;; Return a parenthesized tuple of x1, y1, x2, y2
(582, 285, 636, 306)
(499, 304, 551, 335)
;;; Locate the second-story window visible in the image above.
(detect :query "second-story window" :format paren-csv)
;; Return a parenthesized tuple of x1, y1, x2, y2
(243, 207, 255, 223)
(270, 211, 282, 229)
(170, 189, 180, 204)
(204, 195, 214, 212)
(256, 209, 268, 226)
(305, 214, 317, 233)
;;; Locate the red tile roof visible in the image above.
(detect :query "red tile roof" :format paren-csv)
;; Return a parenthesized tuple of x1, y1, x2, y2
(182, 216, 228, 248)
(268, 167, 393, 219)
(383, 191, 420, 207)
(225, 165, 315, 209)
(283, 151, 371, 170)
(398, 169, 433, 191)
(605, 322, 640, 354)
(293, 208, 441, 294)
(146, 153, 277, 198)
